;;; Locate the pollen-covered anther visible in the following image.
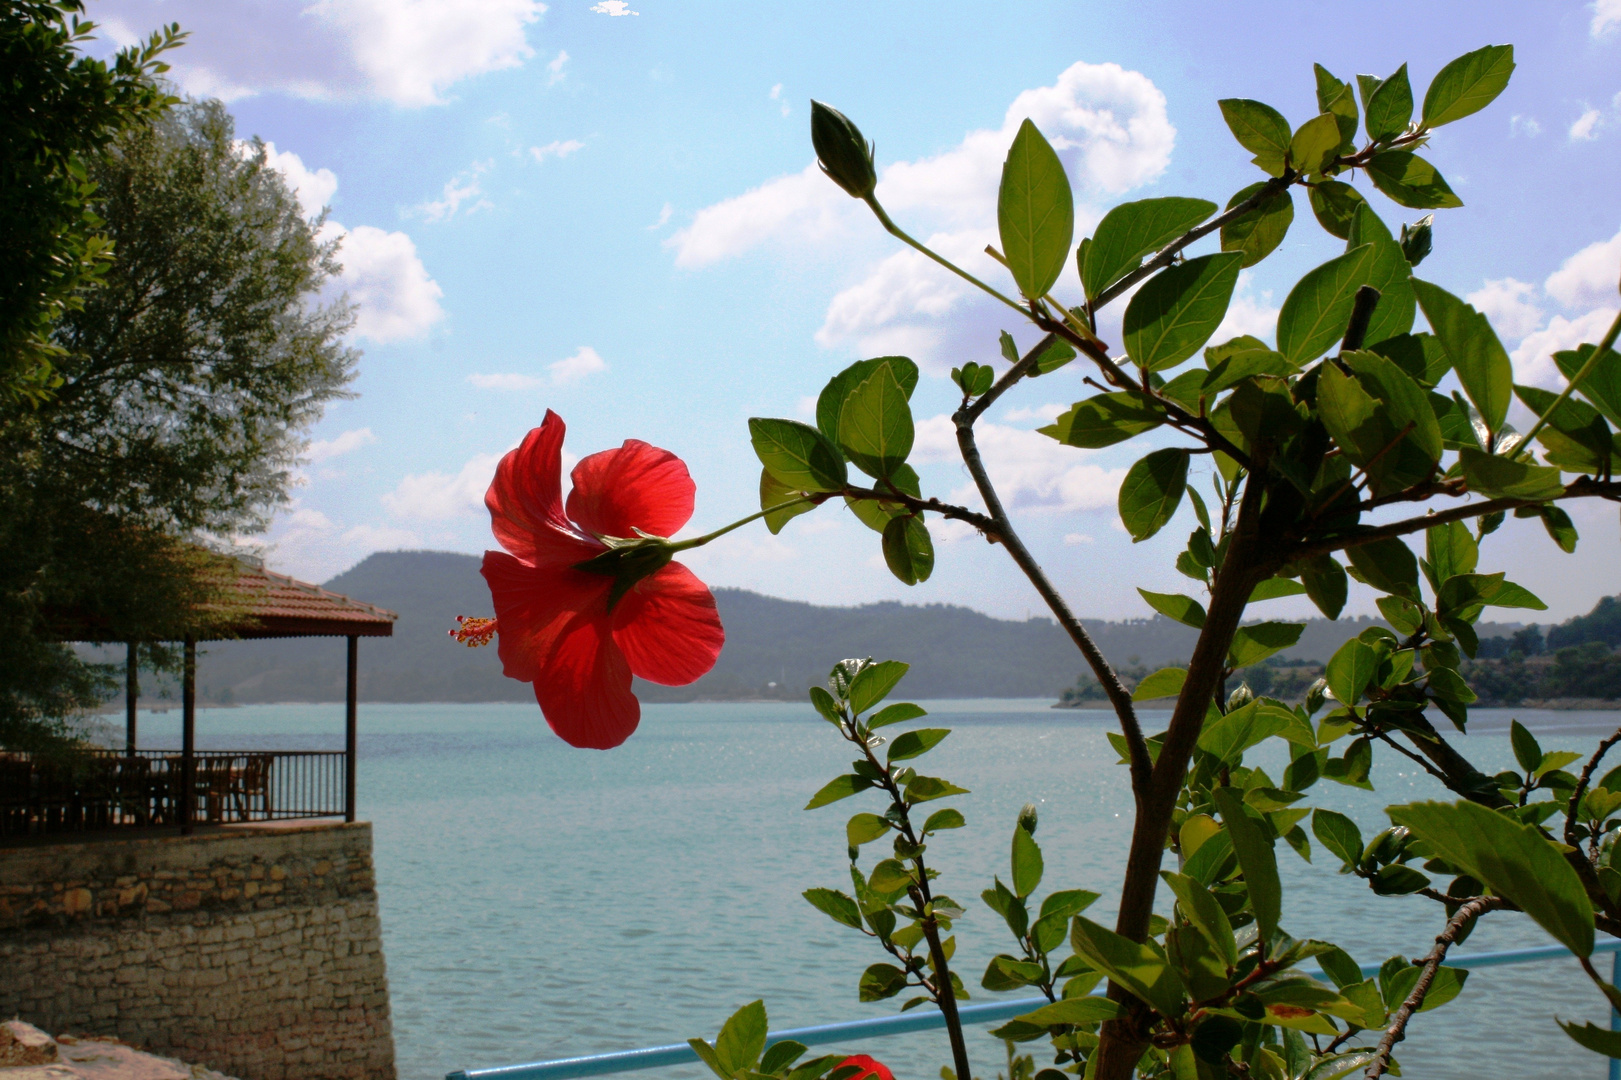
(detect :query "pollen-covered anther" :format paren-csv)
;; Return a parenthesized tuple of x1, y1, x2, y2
(449, 616, 498, 647)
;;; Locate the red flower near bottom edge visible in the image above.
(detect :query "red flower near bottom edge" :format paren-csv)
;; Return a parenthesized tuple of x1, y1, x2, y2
(477, 410, 724, 750)
(834, 1055, 895, 1080)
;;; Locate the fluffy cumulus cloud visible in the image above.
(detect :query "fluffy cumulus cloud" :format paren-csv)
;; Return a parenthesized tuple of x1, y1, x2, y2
(1462, 226, 1621, 387)
(263, 504, 423, 583)
(306, 427, 377, 463)
(1595, 0, 1621, 37)
(1212, 272, 1280, 344)
(913, 414, 1127, 514)
(257, 144, 446, 343)
(95, 0, 545, 107)
(381, 452, 506, 521)
(670, 61, 1174, 372)
(468, 347, 606, 391)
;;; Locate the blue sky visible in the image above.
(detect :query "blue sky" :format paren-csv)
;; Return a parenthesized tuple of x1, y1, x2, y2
(90, 0, 1621, 623)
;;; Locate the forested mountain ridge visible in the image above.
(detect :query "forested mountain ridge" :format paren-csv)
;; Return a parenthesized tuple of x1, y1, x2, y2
(148, 550, 1533, 706)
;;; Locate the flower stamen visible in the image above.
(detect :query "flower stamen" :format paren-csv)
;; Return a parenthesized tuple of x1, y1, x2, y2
(449, 615, 498, 647)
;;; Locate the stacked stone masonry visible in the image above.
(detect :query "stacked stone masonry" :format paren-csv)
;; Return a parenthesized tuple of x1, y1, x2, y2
(0, 823, 394, 1080)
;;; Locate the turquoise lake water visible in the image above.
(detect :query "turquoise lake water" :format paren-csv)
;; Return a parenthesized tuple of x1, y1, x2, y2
(128, 700, 1619, 1080)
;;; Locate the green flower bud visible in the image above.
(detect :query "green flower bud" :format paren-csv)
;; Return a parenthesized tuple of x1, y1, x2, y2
(811, 100, 876, 199)
(1226, 682, 1254, 712)
(1017, 802, 1039, 836)
(1400, 214, 1433, 267)
(1304, 678, 1328, 716)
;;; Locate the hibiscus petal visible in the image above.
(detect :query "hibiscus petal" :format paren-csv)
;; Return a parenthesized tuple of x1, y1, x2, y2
(566, 439, 696, 540)
(481, 550, 609, 684)
(612, 562, 724, 686)
(487, 411, 599, 566)
(534, 608, 640, 749)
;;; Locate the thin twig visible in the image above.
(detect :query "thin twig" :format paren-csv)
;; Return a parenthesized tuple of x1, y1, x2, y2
(1567, 723, 1621, 847)
(1371, 731, 1450, 785)
(1365, 896, 1502, 1079)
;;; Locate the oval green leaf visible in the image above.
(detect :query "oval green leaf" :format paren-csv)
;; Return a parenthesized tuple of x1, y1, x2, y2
(1276, 244, 1377, 365)
(998, 118, 1074, 300)
(1421, 45, 1515, 129)
(1118, 447, 1189, 542)
(1081, 195, 1216, 300)
(1123, 252, 1244, 372)
(749, 417, 848, 493)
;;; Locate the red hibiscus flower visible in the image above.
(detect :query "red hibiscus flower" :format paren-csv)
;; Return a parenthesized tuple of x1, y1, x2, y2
(833, 1055, 895, 1080)
(477, 410, 724, 749)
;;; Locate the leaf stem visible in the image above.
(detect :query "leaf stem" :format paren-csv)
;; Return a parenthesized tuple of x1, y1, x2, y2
(668, 495, 824, 551)
(863, 195, 1030, 317)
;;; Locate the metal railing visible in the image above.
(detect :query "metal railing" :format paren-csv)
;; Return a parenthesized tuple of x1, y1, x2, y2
(0, 748, 347, 836)
(447, 940, 1621, 1080)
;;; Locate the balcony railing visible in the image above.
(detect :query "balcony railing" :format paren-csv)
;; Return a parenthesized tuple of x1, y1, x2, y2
(0, 748, 347, 837)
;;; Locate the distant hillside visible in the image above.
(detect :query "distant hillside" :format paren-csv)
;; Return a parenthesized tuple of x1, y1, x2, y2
(161, 550, 1522, 705)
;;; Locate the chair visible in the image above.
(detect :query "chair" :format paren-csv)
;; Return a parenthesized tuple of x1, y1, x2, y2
(232, 754, 274, 820)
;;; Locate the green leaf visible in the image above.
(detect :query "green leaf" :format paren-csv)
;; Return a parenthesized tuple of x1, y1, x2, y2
(1033, 336, 1077, 375)
(1510, 719, 1544, 775)
(1012, 824, 1044, 898)
(888, 727, 950, 763)
(1119, 447, 1189, 542)
(1315, 65, 1360, 153)
(1325, 637, 1377, 707)
(1218, 98, 1293, 176)
(1162, 871, 1239, 968)
(1039, 392, 1163, 449)
(760, 1041, 808, 1076)
(715, 1000, 769, 1074)
(1312, 809, 1364, 870)
(1250, 577, 1307, 602)
(1350, 215, 1417, 348)
(1160, 349, 1295, 413)
(881, 514, 934, 586)
(1220, 183, 1294, 268)
(998, 119, 1074, 300)
(1390, 800, 1594, 957)
(1365, 152, 1463, 210)
(1198, 700, 1296, 765)
(868, 858, 914, 895)
(868, 701, 927, 729)
(1139, 589, 1206, 629)
(1425, 519, 1479, 587)
(1458, 447, 1565, 500)
(809, 686, 843, 725)
(1213, 787, 1282, 947)
(1324, 350, 1442, 495)
(1412, 280, 1512, 433)
(1013, 997, 1125, 1027)
(839, 364, 914, 481)
(1228, 622, 1305, 667)
(1277, 244, 1377, 364)
(1070, 915, 1187, 1015)
(1553, 346, 1621, 428)
(1082, 196, 1217, 299)
(847, 812, 892, 847)
(1364, 65, 1414, 141)
(688, 1038, 729, 1080)
(749, 418, 848, 493)
(817, 357, 918, 445)
(924, 808, 966, 833)
(1133, 667, 1188, 702)
(803, 887, 864, 930)
(905, 774, 969, 803)
(760, 469, 816, 535)
(1301, 555, 1348, 619)
(1123, 252, 1245, 372)
(849, 660, 909, 715)
(1345, 537, 1420, 600)
(1421, 45, 1515, 128)
(1289, 112, 1343, 176)
(859, 962, 910, 1002)
(1308, 180, 1367, 241)
(1041, 889, 1100, 920)
(1562, 1021, 1621, 1058)
(805, 774, 872, 810)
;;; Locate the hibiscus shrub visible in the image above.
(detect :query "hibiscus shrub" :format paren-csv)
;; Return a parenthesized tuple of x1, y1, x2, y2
(470, 44, 1621, 1080)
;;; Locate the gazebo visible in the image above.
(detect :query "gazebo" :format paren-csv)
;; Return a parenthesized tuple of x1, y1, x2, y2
(5, 560, 396, 837)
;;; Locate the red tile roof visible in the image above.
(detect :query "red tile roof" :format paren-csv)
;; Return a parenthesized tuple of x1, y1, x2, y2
(221, 562, 396, 639)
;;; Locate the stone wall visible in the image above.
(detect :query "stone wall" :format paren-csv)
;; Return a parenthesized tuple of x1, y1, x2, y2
(0, 822, 394, 1080)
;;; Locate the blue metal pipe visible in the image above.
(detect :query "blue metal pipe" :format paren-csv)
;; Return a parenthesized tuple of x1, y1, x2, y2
(448, 939, 1621, 1080)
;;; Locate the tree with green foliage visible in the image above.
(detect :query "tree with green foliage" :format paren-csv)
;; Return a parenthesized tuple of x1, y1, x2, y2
(0, 97, 357, 749)
(662, 45, 1621, 1080)
(0, 0, 183, 402)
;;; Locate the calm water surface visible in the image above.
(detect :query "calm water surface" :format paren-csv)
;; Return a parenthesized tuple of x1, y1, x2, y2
(133, 701, 1620, 1080)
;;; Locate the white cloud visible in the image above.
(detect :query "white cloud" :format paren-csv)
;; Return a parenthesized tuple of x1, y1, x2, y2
(468, 373, 546, 391)
(591, 1, 638, 13)
(340, 523, 423, 548)
(1594, 0, 1621, 37)
(1212, 271, 1279, 344)
(306, 428, 377, 463)
(263, 503, 423, 583)
(327, 223, 446, 343)
(1545, 226, 1621, 310)
(913, 414, 1127, 513)
(256, 141, 337, 219)
(95, 0, 546, 107)
(1510, 115, 1542, 138)
(547, 49, 569, 86)
(382, 452, 505, 520)
(1467, 278, 1545, 340)
(1513, 307, 1621, 387)
(648, 203, 673, 230)
(1063, 533, 1095, 545)
(1003, 403, 1068, 424)
(673, 62, 1174, 372)
(468, 347, 606, 391)
(770, 83, 790, 117)
(531, 139, 585, 163)
(549, 346, 607, 385)
(411, 161, 494, 222)
(1571, 107, 1604, 142)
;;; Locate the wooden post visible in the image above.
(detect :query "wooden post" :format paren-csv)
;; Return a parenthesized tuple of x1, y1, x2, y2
(125, 641, 138, 756)
(345, 635, 357, 823)
(181, 637, 196, 835)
